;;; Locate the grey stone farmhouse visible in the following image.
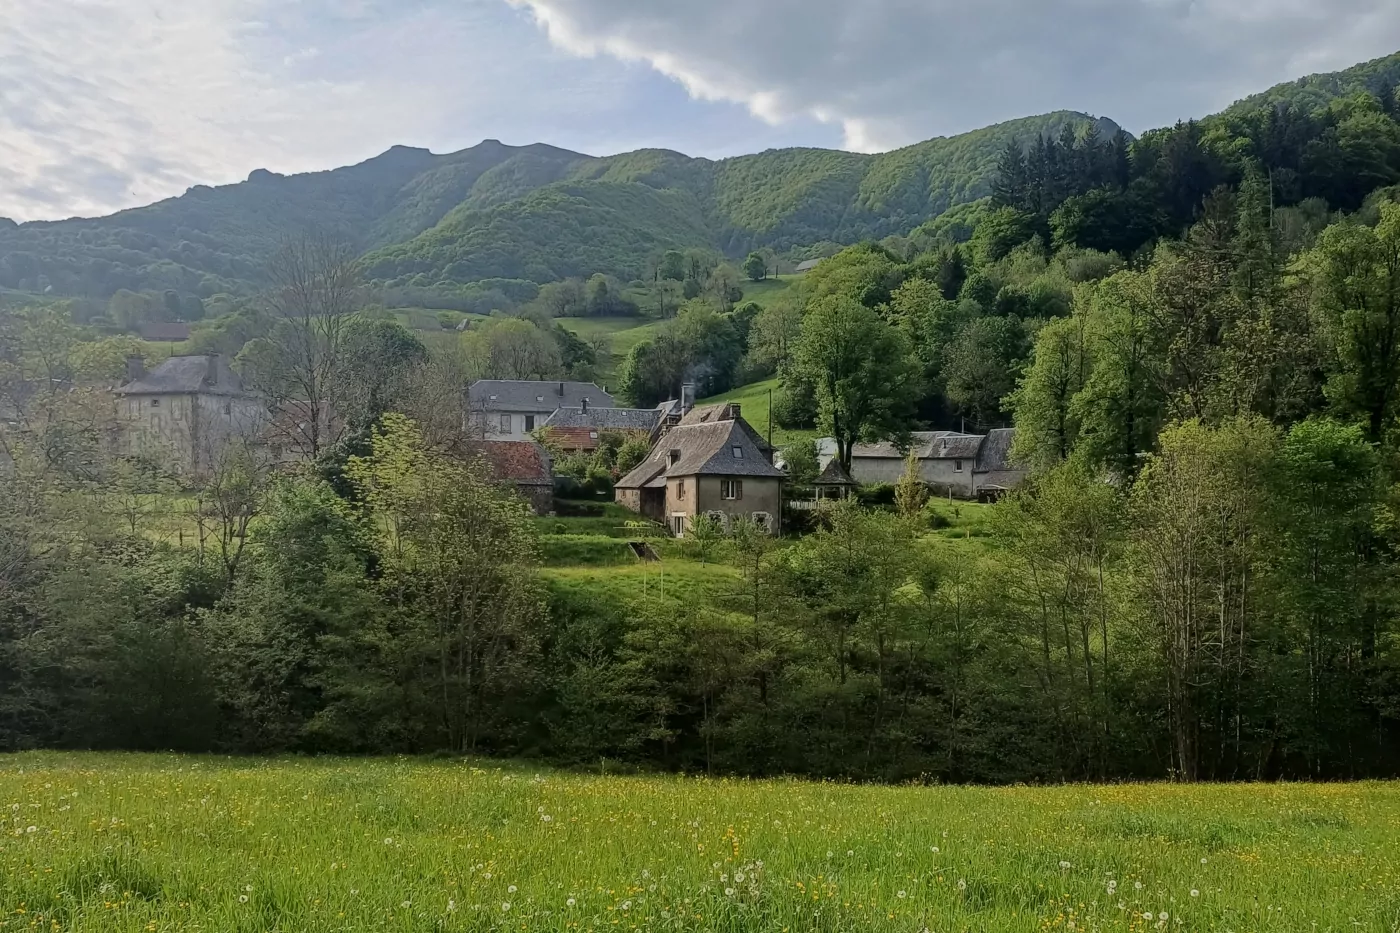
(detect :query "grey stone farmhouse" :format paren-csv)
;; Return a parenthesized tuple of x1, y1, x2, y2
(467, 380, 614, 441)
(849, 428, 1026, 500)
(116, 355, 265, 477)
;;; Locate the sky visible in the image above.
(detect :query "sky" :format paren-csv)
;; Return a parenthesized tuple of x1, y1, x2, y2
(3, 0, 1399, 223)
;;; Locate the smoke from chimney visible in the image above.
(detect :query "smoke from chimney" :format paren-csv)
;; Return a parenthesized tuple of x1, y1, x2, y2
(681, 383, 695, 414)
(125, 356, 145, 384)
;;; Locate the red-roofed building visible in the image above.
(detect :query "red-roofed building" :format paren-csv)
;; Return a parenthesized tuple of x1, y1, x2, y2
(477, 440, 554, 515)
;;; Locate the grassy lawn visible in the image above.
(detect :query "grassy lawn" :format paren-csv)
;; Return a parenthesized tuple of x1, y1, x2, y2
(737, 274, 800, 309)
(697, 378, 817, 450)
(543, 555, 739, 609)
(557, 317, 662, 388)
(3, 752, 1399, 932)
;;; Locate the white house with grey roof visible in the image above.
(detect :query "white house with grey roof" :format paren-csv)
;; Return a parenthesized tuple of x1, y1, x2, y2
(850, 428, 1026, 499)
(116, 355, 266, 477)
(467, 380, 614, 441)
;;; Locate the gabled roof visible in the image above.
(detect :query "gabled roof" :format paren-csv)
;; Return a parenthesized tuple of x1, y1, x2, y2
(975, 428, 1017, 473)
(478, 440, 553, 487)
(795, 259, 823, 273)
(814, 458, 857, 487)
(469, 380, 614, 413)
(617, 412, 785, 489)
(117, 355, 253, 398)
(542, 406, 661, 432)
(929, 434, 983, 460)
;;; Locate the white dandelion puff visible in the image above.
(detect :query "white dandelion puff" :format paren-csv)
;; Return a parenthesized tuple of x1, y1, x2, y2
(507, 885, 517, 894)
(1191, 889, 1200, 898)
(566, 897, 577, 908)
(501, 902, 511, 912)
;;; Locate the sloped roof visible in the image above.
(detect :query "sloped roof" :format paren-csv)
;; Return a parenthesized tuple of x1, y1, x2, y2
(543, 427, 603, 450)
(852, 431, 986, 462)
(469, 380, 614, 413)
(975, 428, 1018, 473)
(617, 414, 784, 488)
(796, 259, 823, 272)
(478, 440, 553, 486)
(542, 406, 661, 432)
(852, 431, 947, 460)
(976, 471, 1025, 490)
(814, 458, 857, 487)
(681, 403, 773, 452)
(929, 433, 983, 460)
(137, 322, 191, 342)
(118, 355, 253, 398)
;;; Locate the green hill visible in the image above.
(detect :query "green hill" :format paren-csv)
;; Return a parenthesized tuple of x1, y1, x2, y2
(4, 48, 1399, 302)
(0, 114, 1120, 300)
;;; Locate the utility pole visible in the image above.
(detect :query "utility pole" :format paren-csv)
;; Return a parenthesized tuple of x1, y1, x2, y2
(767, 387, 774, 457)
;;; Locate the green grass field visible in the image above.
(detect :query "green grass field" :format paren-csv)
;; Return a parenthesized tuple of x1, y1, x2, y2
(737, 275, 800, 309)
(696, 378, 817, 449)
(3, 753, 1398, 932)
(557, 317, 662, 388)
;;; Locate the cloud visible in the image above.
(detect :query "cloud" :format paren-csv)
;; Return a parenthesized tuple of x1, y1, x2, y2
(508, 0, 1400, 151)
(0, 0, 648, 221)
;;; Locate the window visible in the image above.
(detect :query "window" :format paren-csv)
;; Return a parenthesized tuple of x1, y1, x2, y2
(524, 415, 536, 431)
(150, 398, 161, 408)
(489, 394, 498, 401)
(223, 401, 232, 416)
(677, 479, 687, 500)
(752, 512, 773, 534)
(954, 459, 965, 473)
(722, 479, 743, 500)
(669, 449, 681, 465)
(499, 414, 511, 433)
(732, 446, 744, 459)
(536, 395, 545, 403)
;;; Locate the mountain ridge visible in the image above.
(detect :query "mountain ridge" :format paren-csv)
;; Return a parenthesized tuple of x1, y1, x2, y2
(4, 47, 1398, 301)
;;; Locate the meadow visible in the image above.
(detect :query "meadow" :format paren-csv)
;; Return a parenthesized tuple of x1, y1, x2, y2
(3, 753, 1398, 933)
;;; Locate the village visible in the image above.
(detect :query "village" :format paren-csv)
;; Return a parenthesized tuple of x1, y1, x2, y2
(113, 354, 1026, 538)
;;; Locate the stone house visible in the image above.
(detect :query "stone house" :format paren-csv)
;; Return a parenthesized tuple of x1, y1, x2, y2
(115, 355, 265, 477)
(467, 380, 614, 441)
(849, 428, 1026, 499)
(616, 403, 785, 537)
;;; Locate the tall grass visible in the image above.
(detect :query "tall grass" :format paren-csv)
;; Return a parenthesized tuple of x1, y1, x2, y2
(3, 753, 1398, 931)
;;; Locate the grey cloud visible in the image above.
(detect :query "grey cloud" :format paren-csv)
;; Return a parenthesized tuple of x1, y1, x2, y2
(509, 0, 1400, 149)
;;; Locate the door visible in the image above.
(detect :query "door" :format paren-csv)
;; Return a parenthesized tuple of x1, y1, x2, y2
(671, 514, 687, 538)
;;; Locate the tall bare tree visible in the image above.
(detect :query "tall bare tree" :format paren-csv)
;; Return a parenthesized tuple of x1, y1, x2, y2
(245, 234, 364, 460)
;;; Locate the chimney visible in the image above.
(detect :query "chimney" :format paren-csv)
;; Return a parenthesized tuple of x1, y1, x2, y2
(730, 403, 741, 420)
(681, 383, 696, 414)
(204, 354, 220, 387)
(558, 381, 565, 397)
(581, 397, 590, 413)
(124, 355, 145, 384)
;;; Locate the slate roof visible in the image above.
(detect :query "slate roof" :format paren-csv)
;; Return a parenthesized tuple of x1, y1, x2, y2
(929, 433, 984, 460)
(975, 428, 1017, 473)
(117, 355, 253, 398)
(814, 459, 857, 487)
(478, 441, 553, 487)
(617, 411, 785, 489)
(138, 322, 191, 342)
(795, 259, 823, 273)
(542, 406, 661, 432)
(852, 431, 948, 460)
(976, 471, 1025, 490)
(469, 380, 614, 413)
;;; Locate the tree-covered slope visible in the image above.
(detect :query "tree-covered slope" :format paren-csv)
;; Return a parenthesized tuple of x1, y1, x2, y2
(368, 112, 1123, 285)
(1220, 50, 1400, 119)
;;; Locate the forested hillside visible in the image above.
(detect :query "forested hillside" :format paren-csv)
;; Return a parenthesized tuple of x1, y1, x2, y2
(0, 113, 1118, 300)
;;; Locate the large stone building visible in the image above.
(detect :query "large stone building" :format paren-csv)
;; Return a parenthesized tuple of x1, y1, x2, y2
(539, 399, 683, 453)
(116, 355, 265, 476)
(616, 403, 785, 537)
(467, 380, 614, 441)
(849, 428, 1026, 499)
